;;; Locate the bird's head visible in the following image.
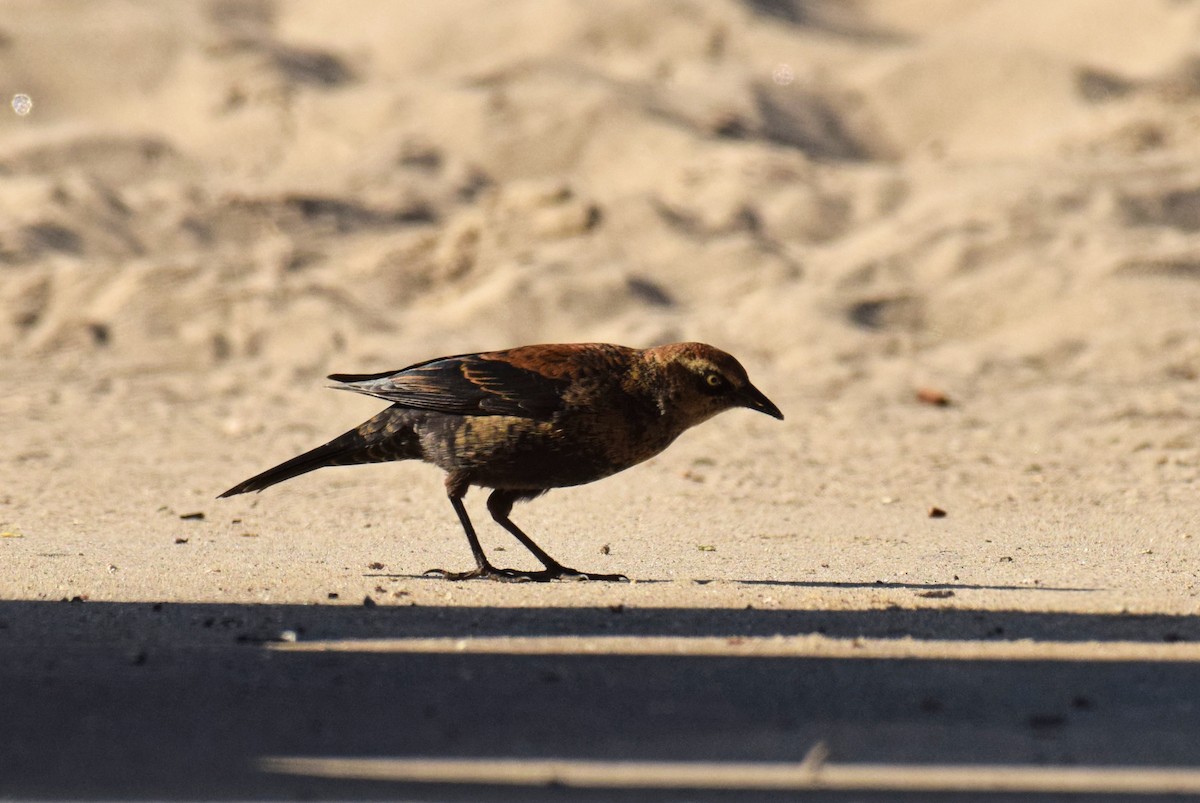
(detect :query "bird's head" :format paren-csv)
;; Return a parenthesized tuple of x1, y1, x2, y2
(645, 342, 784, 428)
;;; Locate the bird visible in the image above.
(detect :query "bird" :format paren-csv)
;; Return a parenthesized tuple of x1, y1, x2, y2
(219, 342, 783, 582)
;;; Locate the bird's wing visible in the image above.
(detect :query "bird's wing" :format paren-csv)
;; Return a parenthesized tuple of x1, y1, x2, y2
(328, 351, 572, 419)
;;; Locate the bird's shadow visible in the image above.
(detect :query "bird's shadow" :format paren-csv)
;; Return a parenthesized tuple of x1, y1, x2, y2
(736, 578, 1095, 592)
(370, 573, 1094, 593)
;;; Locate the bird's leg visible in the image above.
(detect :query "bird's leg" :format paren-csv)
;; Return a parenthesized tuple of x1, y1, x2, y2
(424, 489, 529, 582)
(486, 490, 628, 582)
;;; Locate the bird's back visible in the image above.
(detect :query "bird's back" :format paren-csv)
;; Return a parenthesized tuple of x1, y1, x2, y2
(385, 343, 670, 491)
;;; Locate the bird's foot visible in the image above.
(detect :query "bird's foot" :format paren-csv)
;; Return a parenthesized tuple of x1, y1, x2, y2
(530, 564, 630, 583)
(423, 565, 536, 582)
(423, 564, 628, 582)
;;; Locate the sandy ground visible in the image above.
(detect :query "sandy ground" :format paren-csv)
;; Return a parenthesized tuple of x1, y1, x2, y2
(2, 1, 1199, 799)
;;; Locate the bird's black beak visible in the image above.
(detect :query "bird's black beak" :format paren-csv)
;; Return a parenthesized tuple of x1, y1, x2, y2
(739, 383, 784, 420)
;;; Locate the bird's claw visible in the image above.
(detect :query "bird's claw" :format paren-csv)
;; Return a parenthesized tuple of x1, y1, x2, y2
(423, 565, 629, 583)
(538, 566, 630, 583)
(423, 565, 533, 582)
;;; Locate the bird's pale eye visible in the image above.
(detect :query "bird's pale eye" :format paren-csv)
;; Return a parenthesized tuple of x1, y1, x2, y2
(701, 371, 730, 394)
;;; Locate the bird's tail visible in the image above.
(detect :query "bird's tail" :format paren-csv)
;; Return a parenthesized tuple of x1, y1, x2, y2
(218, 413, 417, 498)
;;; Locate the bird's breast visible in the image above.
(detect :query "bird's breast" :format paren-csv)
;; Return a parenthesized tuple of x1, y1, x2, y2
(413, 399, 677, 490)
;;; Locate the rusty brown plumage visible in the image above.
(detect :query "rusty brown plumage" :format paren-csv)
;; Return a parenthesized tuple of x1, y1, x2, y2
(219, 342, 783, 581)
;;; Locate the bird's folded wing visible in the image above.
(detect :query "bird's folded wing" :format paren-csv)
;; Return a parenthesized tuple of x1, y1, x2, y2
(328, 353, 570, 419)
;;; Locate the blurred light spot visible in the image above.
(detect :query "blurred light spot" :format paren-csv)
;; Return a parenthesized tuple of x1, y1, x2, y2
(12, 93, 32, 116)
(772, 64, 794, 86)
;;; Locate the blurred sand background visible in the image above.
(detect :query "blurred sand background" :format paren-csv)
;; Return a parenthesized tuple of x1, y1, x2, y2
(2, 0, 1199, 798)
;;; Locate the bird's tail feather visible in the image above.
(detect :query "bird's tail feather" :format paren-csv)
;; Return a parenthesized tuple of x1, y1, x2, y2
(219, 425, 388, 498)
